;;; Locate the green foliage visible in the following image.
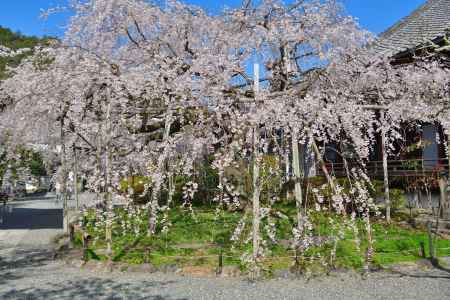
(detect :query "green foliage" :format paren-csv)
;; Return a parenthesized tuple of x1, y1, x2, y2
(400, 160, 421, 170)
(0, 26, 42, 49)
(193, 159, 219, 205)
(0, 143, 47, 186)
(260, 155, 282, 200)
(223, 154, 282, 203)
(119, 176, 151, 204)
(372, 180, 407, 210)
(23, 150, 47, 177)
(224, 159, 252, 199)
(389, 189, 406, 210)
(0, 26, 52, 79)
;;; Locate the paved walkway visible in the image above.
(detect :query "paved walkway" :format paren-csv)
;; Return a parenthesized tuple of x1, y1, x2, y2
(0, 194, 63, 256)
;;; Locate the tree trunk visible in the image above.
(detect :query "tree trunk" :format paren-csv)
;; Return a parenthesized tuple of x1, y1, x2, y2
(148, 111, 173, 235)
(168, 172, 174, 207)
(310, 138, 336, 192)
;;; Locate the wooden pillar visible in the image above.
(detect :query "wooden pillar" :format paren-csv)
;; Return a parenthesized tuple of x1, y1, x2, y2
(60, 114, 69, 233)
(105, 87, 113, 263)
(381, 114, 391, 223)
(441, 129, 450, 219)
(251, 63, 261, 277)
(439, 178, 447, 219)
(292, 130, 304, 224)
(73, 145, 79, 211)
(445, 128, 450, 219)
(252, 129, 261, 272)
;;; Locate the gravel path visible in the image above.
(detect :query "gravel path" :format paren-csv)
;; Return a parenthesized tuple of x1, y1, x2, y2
(1, 255, 450, 300)
(1, 194, 450, 300)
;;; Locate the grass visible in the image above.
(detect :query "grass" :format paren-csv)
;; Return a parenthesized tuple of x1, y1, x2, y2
(372, 223, 450, 265)
(76, 204, 450, 274)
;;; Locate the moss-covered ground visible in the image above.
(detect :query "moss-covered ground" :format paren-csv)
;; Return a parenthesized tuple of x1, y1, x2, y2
(73, 203, 450, 275)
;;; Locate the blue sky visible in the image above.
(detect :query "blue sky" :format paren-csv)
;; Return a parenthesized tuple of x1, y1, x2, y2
(0, 1, 427, 37)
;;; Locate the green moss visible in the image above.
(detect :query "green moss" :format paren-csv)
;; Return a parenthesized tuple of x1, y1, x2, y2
(79, 206, 450, 273)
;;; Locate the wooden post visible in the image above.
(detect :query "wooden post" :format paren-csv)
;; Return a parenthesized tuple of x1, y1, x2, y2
(105, 87, 113, 264)
(292, 130, 304, 226)
(427, 222, 435, 261)
(419, 241, 425, 258)
(251, 63, 261, 278)
(285, 149, 290, 200)
(217, 250, 223, 275)
(73, 145, 79, 211)
(445, 129, 450, 219)
(60, 113, 69, 233)
(439, 177, 446, 219)
(381, 114, 391, 223)
(82, 232, 90, 262)
(69, 223, 75, 248)
(252, 134, 261, 270)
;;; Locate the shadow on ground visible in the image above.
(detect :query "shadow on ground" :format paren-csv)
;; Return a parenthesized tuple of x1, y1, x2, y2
(0, 248, 56, 286)
(0, 277, 186, 300)
(387, 270, 450, 279)
(1, 246, 186, 299)
(0, 205, 62, 230)
(383, 259, 450, 279)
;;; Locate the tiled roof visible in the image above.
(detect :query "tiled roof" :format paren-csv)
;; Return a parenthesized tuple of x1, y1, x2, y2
(372, 0, 450, 56)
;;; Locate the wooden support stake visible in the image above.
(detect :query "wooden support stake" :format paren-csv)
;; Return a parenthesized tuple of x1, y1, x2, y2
(82, 232, 90, 262)
(439, 178, 446, 219)
(73, 146, 79, 211)
(381, 117, 390, 223)
(69, 223, 75, 248)
(419, 241, 425, 258)
(217, 250, 223, 275)
(427, 222, 435, 260)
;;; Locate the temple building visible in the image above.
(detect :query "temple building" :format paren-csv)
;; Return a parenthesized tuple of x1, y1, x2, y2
(374, 0, 450, 218)
(319, 0, 450, 218)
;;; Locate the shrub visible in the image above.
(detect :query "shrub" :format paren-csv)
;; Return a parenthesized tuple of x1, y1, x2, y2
(119, 176, 151, 204)
(389, 188, 406, 210)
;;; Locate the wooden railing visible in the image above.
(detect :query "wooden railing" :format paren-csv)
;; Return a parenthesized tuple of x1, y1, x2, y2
(318, 158, 449, 179)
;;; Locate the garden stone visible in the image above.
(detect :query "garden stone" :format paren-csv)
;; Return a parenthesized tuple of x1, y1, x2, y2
(181, 266, 215, 277)
(67, 259, 85, 269)
(218, 265, 241, 278)
(127, 263, 157, 273)
(273, 268, 297, 279)
(159, 264, 180, 273)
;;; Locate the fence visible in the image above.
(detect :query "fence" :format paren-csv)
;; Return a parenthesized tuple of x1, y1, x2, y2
(318, 158, 449, 179)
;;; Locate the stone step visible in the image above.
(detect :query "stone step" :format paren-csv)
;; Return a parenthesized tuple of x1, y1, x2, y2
(414, 218, 450, 231)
